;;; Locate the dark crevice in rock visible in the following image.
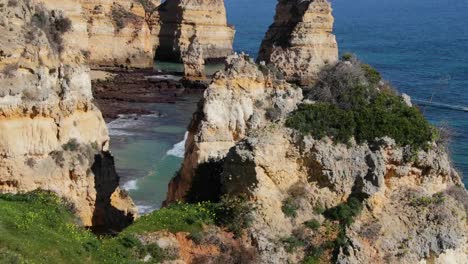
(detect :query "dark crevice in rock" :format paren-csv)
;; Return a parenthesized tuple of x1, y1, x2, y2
(91, 152, 134, 234)
(154, 0, 184, 62)
(185, 159, 225, 203)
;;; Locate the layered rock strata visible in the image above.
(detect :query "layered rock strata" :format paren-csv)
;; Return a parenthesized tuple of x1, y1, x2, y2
(80, 0, 160, 68)
(258, 0, 339, 86)
(165, 55, 468, 263)
(0, 0, 136, 229)
(156, 0, 235, 62)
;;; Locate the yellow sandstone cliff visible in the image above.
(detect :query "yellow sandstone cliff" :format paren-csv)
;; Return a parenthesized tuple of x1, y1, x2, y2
(156, 0, 235, 62)
(80, 0, 160, 68)
(0, 0, 136, 229)
(258, 0, 339, 86)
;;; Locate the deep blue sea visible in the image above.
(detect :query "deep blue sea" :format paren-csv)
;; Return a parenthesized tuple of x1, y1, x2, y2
(225, 0, 468, 186)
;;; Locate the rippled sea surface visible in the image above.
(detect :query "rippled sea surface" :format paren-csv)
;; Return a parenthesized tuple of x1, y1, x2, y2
(226, 0, 468, 185)
(109, 96, 200, 213)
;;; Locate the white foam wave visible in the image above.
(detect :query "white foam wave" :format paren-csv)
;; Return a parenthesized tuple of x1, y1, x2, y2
(166, 132, 188, 158)
(122, 179, 138, 191)
(107, 113, 162, 136)
(137, 204, 158, 215)
(146, 75, 182, 81)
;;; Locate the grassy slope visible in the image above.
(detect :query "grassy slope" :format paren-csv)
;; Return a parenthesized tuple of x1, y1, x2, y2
(0, 192, 216, 264)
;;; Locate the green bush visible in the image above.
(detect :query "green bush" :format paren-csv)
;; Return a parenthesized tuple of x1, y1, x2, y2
(313, 205, 326, 215)
(410, 192, 445, 207)
(285, 103, 356, 144)
(302, 255, 321, 264)
(281, 236, 304, 253)
(282, 197, 299, 218)
(212, 195, 253, 238)
(302, 246, 324, 264)
(360, 64, 381, 86)
(341, 53, 354, 61)
(287, 93, 434, 152)
(324, 197, 363, 227)
(304, 219, 321, 230)
(291, 59, 435, 152)
(63, 138, 79, 151)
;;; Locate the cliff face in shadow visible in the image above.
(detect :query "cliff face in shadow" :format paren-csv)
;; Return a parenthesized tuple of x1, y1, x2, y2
(0, 0, 136, 230)
(155, 0, 235, 62)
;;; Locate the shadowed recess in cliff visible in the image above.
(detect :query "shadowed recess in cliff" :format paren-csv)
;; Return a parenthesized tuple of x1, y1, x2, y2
(185, 159, 225, 203)
(91, 152, 135, 233)
(155, 0, 184, 62)
(155, 0, 235, 63)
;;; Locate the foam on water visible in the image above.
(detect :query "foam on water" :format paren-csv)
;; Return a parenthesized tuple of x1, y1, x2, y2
(166, 132, 188, 158)
(122, 179, 138, 191)
(107, 114, 163, 136)
(137, 204, 158, 215)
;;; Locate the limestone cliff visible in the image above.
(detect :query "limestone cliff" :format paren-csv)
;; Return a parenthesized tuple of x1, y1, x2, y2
(165, 53, 303, 204)
(0, 0, 136, 229)
(165, 55, 468, 263)
(183, 36, 205, 78)
(156, 0, 235, 62)
(258, 0, 338, 86)
(80, 0, 160, 68)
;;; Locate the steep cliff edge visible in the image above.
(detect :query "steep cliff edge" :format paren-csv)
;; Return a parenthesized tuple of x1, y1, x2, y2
(0, 0, 136, 229)
(258, 0, 338, 86)
(156, 0, 235, 62)
(165, 55, 468, 263)
(165, 54, 303, 203)
(80, 0, 160, 68)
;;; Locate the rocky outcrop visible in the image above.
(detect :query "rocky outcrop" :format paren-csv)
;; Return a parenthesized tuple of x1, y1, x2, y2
(183, 36, 205, 78)
(80, 0, 160, 68)
(0, 0, 136, 229)
(223, 133, 467, 263)
(165, 53, 303, 204)
(258, 0, 339, 86)
(156, 0, 235, 62)
(165, 55, 468, 263)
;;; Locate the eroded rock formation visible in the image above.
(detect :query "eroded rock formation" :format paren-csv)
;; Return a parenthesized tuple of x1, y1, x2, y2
(165, 55, 468, 263)
(156, 0, 235, 62)
(258, 0, 339, 86)
(0, 0, 136, 229)
(165, 53, 303, 204)
(80, 0, 160, 68)
(183, 36, 205, 78)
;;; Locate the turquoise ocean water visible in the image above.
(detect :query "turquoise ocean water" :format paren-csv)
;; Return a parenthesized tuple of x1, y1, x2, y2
(111, 0, 467, 213)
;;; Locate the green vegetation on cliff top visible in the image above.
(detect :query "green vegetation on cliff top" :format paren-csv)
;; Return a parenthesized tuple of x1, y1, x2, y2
(286, 58, 436, 153)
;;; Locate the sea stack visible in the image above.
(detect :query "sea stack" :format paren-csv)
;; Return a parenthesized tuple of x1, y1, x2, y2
(0, 0, 136, 229)
(156, 0, 235, 62)
(80, 0, 160, 68)
(183, 36, 205, 78)
(258, 0, 339, 86)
